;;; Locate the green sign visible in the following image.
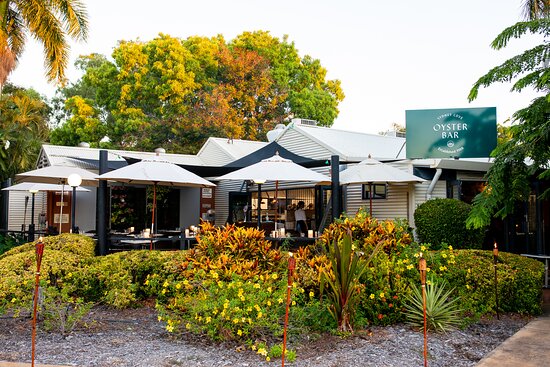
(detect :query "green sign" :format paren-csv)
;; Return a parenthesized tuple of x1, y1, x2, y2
(406, 107, 497, 159)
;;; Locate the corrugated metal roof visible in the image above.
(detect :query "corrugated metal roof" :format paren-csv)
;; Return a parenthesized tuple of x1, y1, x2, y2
(276, 123, 407, 161)
(197, 137, 267, 162)
(42, 145, 206, 167)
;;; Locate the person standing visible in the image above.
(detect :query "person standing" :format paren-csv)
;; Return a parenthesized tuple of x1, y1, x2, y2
(295, 201, 308, 236)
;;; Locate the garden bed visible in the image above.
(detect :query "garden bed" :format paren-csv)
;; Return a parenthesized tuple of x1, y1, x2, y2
(0, 305, 530, 367)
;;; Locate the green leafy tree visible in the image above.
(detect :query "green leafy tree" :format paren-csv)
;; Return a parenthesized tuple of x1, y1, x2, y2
(0, 0, 88, 86)
(467, 17, 550, 228)
(50, 32, 343, 153)
(0, 84, 49, 181)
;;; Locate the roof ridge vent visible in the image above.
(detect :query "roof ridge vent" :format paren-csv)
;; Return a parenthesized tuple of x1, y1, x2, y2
(292, 118, 318, 126)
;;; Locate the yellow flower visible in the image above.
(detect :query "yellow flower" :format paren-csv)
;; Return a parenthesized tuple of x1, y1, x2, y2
(210, 271, 219, 279)
(217, 281, 223, 288)
(441, 253, 447, 258)
(237, 329, 242, 336)
(292, 301, 296, 306)
(379, 292, 385, 299)
(175, 283, 182, 289)
(166, 324, 174, 332)
(157, 316, 162, 322)
(278, 298, 283, 304)
(163, 280, 169, 288)
(309, 291, 315, 298)
(272, 273, 278, 280)
(406, 264, 414, 270)
(448, 245, 453, 251)
(420, 245, 427, 251)
(369, 294, 375, 299)
(266, 356, 270, 361)
(233, 318, 239, 324)
(257, 312, 263, 319)
(426, 267, 431, 272)
(254, 283, 261, 289)
(267, 287, 272, 293)
(10, 297, 17, 303)
(267, 300, 272, 306)
(251, 345, 256, 351)
(240, 296, 245, 301)
(206, 316, 211, 323)
(183, 279, 189, 285)
(185, 323, 191, 329)
(258, 347, 268, 356)
(439, 266, 447, 272)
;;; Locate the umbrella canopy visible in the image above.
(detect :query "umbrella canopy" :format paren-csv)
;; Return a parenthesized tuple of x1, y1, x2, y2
(16, 166, 99, 186)
(216, 153, 331, 183)
(98, 159, 215, 249)
(339, 157, 425, 185)
(97, 159, 216, 188)
(339, 156, 425, 214)
(2, 182, 90, 192)
(216, 153, 330, 230)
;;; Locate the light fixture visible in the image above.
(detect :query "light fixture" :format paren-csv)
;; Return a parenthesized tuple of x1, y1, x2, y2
(68, 173, 82, 233)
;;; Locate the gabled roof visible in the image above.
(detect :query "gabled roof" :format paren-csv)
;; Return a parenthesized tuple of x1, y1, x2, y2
(224, 141, 316, 168)
(196, 137, 268, 165)
(40, 144, 205, 171)
(275, 122, 407, 161)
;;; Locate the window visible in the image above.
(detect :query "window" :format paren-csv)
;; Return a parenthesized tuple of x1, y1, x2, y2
(362, 184, 387, 200)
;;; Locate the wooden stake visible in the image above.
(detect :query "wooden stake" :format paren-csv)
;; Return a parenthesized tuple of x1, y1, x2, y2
(419, 254, 428, 367)
(493, 242, 500, 320)
(282, 252, 296, 367)
(31, 237, 45, 367)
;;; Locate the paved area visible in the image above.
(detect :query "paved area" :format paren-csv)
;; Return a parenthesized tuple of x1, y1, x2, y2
(476, 289, 550, 367)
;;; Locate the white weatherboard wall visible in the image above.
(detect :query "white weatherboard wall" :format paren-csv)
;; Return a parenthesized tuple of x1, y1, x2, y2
(214, 180, 245, 227)
(276, 128, 334, 160)
(7, 191, 47, 231)
(345, 183, 414, 221)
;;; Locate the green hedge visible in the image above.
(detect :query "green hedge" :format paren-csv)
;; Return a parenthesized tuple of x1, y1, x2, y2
(414, 198, 485, 249)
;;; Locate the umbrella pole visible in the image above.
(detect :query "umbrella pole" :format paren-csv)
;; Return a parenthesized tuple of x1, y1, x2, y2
(150, 183, 157, 250)
(369, 182, 373, 215)
(59, 184, 65, 234)
(257, 183, 262, 230)
(275, 180, 278, 229)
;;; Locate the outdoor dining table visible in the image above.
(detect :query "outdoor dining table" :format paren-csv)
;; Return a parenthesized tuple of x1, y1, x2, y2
(265, 236, 318, 249)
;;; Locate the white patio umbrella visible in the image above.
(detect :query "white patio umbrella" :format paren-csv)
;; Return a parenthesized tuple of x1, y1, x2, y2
(339, 156, 425, 214)
(216, 153, 331, 229)
(97, 159, 215, 249)
(2, 182, 90, 193)
(15, 166, 98, 234)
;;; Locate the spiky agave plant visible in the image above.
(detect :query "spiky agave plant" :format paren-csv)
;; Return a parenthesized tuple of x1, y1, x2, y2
(320, 233, 383, 333)
(404, 280, 462, 332)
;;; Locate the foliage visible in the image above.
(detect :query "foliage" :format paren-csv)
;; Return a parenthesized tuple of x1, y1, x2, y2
(404, 280, 462, 332)
(70, 250, 184, 308)
(467, 17, 550, 227)
(50, 31, 343, 152)
(318, 209, 414, 255)
(415, 198, 485, 249)
(0, 0, 88, 85)
(0, 234, 95, 314)
(0, 232, 25, 256)
(320, 233, 384, 332)
(40, 286, 93, 335)
(0, 86, 50, 181)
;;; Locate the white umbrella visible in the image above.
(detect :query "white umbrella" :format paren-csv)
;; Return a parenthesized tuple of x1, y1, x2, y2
(216, 153, 331, 229)
(2, 182, 90, 192)
(98, 159, 215, 248)
(15, 166, 99, 186)
(15, 166, 98, 233)
(339, 156, 425, 214)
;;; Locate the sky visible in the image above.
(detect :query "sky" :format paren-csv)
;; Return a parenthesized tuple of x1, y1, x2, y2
(9, 0, 545, 135)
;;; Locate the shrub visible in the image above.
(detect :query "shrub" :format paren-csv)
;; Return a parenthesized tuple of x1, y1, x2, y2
(71, 250, 185, 308)
(414, 198, 485, 249)
(404, 280, 462, 332)
(0, 234, 95, 314)
(321, 233, 383, 332)
(0, 232, 25, 256)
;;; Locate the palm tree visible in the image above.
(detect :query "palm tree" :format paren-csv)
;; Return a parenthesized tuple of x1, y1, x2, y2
(521, 0, 550, 20)
(0, 0, 88, 87)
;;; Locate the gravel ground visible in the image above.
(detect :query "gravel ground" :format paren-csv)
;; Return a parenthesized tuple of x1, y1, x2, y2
(0, 306, 529, 367)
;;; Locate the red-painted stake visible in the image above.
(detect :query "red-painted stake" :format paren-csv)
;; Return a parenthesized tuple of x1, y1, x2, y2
(31, 237, 45, 367)
(282, 252, 296, 367)
(493, 242, 500, 320)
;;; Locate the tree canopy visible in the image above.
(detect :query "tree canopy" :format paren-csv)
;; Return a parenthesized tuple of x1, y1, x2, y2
(50, 31, 344, 153)
(466, 17, 550, 228)
(0, 84, 50, 182)
(0, 0, 88, 87)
